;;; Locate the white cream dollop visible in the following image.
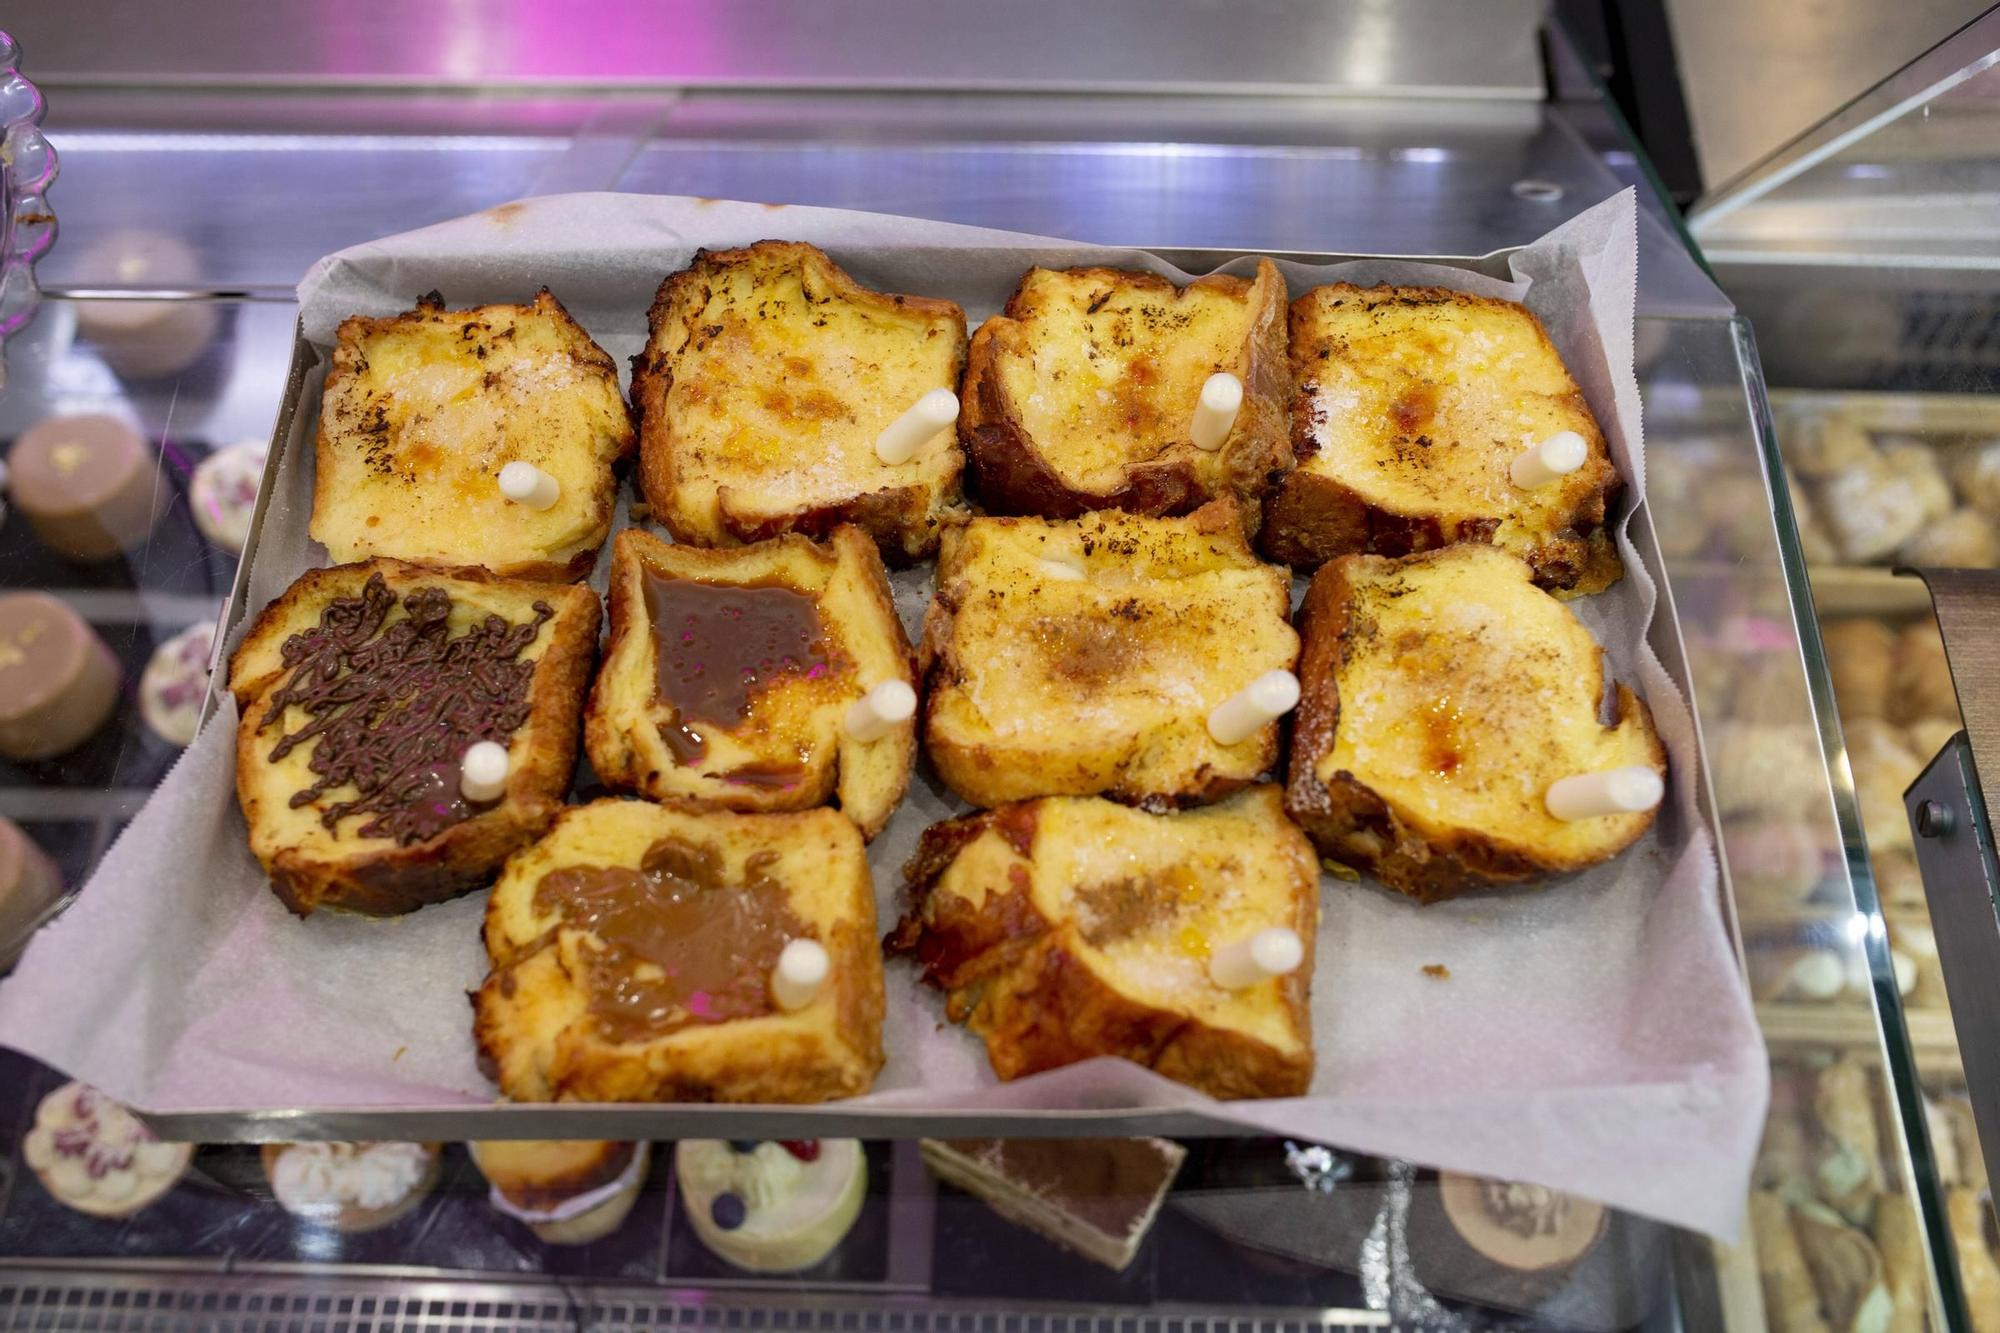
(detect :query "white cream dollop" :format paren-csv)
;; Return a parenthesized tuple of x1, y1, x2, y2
(272, 1142, 430, 1216)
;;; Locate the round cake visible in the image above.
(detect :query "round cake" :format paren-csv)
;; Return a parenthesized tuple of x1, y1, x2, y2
(72, 231, 221, 380)
(471, 1139, 650, 1246)
(0, 592, 122, 761)
(140, 620, 215, 747)
(0, 816, 63, 971)
(1438, 1171, 1606, 1273)
(262, 1141, 441, 1233)
(676, 1139, 866, 1272)
(23, 1082, 193, 1218)
(190, 442, 267, 554)
(8, 413, 166, 560)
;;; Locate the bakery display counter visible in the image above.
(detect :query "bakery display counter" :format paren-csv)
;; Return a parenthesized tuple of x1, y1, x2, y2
(0, 14, 1974, 1330)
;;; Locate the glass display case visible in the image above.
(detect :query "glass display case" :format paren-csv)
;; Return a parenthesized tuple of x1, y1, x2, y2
(0, 6, 1984, 1330)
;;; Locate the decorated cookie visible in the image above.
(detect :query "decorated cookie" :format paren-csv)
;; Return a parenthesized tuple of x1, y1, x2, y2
(140, 620, 216, 747)
(676, 1139, 866, 1272)
(190, 442, 267, 554)
(23, 1082, 193, 1218)
(262, 1141, 441, 1233)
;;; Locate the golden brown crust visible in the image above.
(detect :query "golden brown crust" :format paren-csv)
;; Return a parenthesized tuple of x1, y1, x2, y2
(959, 261, 1290, 523)
(1285, 551, 1665, 903)
(472, 799, 885, 1104)
(312, 289, 634, 583)
(470, 1140, 636, 1211)
(581, 525, 915, 838)
(918, 500, 1296, 810)
(891, 790, 1315, 1100)
(1259, 283, 1621, 596)
(230, 559, 598, 917)
(632, 241, 968, 563)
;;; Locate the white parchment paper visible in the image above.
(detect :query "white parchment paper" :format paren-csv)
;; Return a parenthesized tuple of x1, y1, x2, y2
(0, 192, 1767, 1240)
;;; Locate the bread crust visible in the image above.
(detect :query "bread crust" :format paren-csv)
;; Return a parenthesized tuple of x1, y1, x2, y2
(230, 559, 598, 917)
(960, 260, 1290, 522)
(891, 790, 1316, 1100)
(582, 525, 915, 839)
(1259, 283, 1621, 595)
(632, 240, 968, 563)
(1285, 551, 1665, 903)
(311, 289, 634, 583)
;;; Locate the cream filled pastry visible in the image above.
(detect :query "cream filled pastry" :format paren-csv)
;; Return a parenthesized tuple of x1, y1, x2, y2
(140, 620, 215, 747)
(261, 1141, 441, 1232)
(676, 1139, 866, 1272)
(23, 1082, 193, 1218)
(190, 442, 267, 554)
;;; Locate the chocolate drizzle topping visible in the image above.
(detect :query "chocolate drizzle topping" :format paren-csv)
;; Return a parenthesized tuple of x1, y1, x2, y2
(261, 573, 552, 845)
(641, 570, 834, 765)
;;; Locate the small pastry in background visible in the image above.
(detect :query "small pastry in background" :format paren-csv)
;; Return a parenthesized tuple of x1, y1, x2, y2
(470, 1140, 650, 1246)
(1750, 947, 1849, 1004)
(1900, 507, 1999, 569)
(1941, 1098, 1988, 1189)
(71, 231, 221, 379)
(189, 441, 267, 554)
(675, 1139, 866, 1273)
(1873, 850, 1926, 915)
(1759, 1068, 1818, 1189)
(1813, 1056, 1885, 1224)
(262, 1142, 441, 1232)
(1792, 1201, 1892, 1333)
(1879, 441, 1956, 521)
(1891, 621, 1959, 725)
(1925, 1097, 1965, 1187)
(0, 816, 63, 971)
(23, 1082, 193, 1218)
(1648, 452, 1708, 560)
(1725, 816, 1827, 909)
(1749, 1191, 1832, 1333)
(1948, 1189, 2000, 1331)
(7, 413, 167, 560)
(1847, 719, 1924, 857)
(1707, 470, 1780, 561)
(1947, 439, 2000, 516)
(1886, 913, 1944, 1010)
(1818, 456, 1934, 563)
(1713, 724, 1827, 820)
(140, 620, 215, 748)
(1437, 1172, 1607, 1275)
(0, 593, 122, 761)
(1788, 414, 1876, 479)
(1822, 620, 1896, 723)
(920, 1138, 1186, 1272)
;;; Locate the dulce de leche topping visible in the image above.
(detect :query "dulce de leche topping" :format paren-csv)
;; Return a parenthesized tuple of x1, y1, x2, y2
(532, 836, 812, 1043)
(259, 574, 551, 846)
(640, 569, 835, 765)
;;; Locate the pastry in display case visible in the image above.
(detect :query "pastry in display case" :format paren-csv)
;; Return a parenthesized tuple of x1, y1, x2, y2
(469, 1139, 652, 1246)
(674, 1138, 867, 1274)
(919, 1137, 1185, 1272)
(22, 1082, 193, 1220)
(261, 1141, 443, 1234)
(6, 413, 168, 560)
(0, 592, 122, 761)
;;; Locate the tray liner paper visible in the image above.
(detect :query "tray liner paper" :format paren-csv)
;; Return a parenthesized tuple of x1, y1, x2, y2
(0, 191, 1768, 1240)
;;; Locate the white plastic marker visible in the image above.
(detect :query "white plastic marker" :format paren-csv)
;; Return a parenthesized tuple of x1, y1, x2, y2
(498, 461, 562, 510)
(1190, 372, 1243, 452)
(772, 938, 831, 1011)
(1038, 557, 1086, 582)
(1207, 669, 1301, 745)
(843, 680, 917, 742)
(460, 741, 511, 803)
(875, 388, 959, 465)
(1544, 765, 1663, 821)
(1209, 927, 1304, 991)
(1509, 430, 1589, 489)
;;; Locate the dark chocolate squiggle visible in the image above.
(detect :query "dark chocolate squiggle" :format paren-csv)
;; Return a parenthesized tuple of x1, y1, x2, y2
(262, 573, 553, 845)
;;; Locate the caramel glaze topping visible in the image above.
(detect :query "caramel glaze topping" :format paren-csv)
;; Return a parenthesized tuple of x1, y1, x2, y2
(533, 835, 811, 1043)
(641, 569, 835, 765)
(261, 574, 551, 845)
